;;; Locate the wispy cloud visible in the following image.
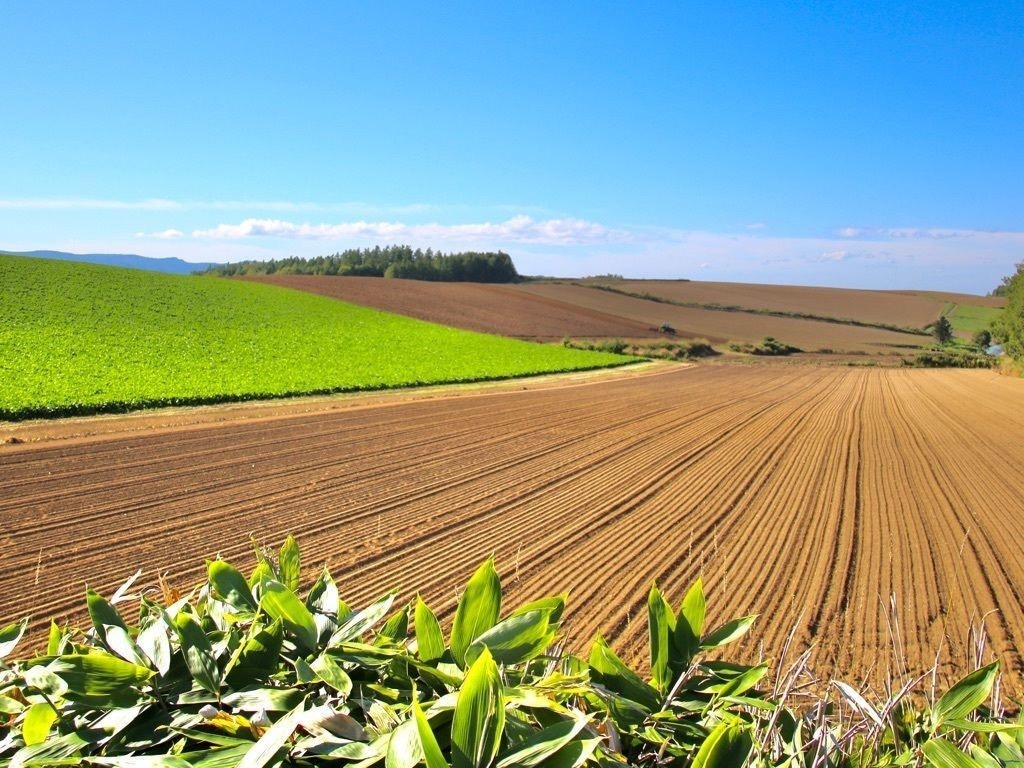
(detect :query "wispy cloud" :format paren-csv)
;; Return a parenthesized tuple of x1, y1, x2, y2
(192, 215, 631, 245)
(136, 228, 184, 239)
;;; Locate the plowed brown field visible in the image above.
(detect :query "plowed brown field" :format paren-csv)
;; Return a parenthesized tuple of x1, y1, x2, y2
(2, 365, 1023, 696)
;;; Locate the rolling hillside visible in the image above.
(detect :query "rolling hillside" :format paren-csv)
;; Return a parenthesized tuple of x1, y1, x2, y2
(0, 254, 630, 419)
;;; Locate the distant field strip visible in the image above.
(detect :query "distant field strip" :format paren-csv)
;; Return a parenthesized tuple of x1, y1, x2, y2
(2, 366, 1023, 696)
(576, 281, 932, 335)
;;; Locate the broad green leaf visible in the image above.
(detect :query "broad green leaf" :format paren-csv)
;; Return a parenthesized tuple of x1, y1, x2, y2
(536, 736, 601, 768)
(208, 559, 257, 612)
(248, 561, 275, 593)
(0, 617, 28, 659)
(969, 744, 1004, 768)
(466, 609, 555, 666)
(415, 596, 446, 663)
(700, 615, 757, 650)
(24, 664, 69, 698)
(46, 620, 64, 656)
(933, 663, 999, 729)
(312, 653, 354, 695)
(329, 591, 397, 646)
(174, 612, 223, 695)
(713, 663, 769, 698)
(87, 587, 129, 644)
(306, 567, 343, 617)
(238, 701, 306, 768)
(260, 580, 319, 653)
(495, 714, 590, 768)
(8, 730, 92, 767)
(137, 618, 172, 676)
(923, 738, 985, 768)
(451, 558, 502, 668)
(223, 686, 305, 713)
(647, 585, 676, 694)
(279, 535, 301, 593)
(104, 624, 148, 667)
(386, 718, 423, 768)
(185, 745, 255, 768)
(46, 653, 154, 708)
(692, 723, 753, 768)
(509, 595, 567, 627)
(226, 620, 283, 689)
(674, 579, 705, 663)
(587, 635, 659, 711)
(413, 699, 449, 768)
(944, 719, 1024, 733)
(379, 606, 410, 642)
(22, 701, 59, 746)
(451, 647, 505, 768)
(0, 694, 25, 714)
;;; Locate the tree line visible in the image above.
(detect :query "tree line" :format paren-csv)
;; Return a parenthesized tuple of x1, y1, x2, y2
(992, 261, 1024, 360)
(201, 245, 520, 283)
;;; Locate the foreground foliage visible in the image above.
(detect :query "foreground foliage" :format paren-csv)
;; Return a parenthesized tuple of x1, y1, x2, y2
(0, 254, 630, 420)
(992, 262, 1024, 362)
(1, 538, 1021, 767)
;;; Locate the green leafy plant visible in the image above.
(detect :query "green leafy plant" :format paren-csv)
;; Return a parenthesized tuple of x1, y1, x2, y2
(0, 537, 1019, 767)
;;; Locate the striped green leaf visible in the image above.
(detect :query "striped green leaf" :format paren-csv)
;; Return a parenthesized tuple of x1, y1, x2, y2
(451, 558, 501, 669)
(451, 647, 505, 768)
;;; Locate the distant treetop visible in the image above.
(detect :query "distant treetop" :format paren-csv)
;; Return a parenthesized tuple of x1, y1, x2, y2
(201, 245, 519, 283)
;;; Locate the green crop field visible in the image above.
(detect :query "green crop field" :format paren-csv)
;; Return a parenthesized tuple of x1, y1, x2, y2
(0, 254, 633, 420)
(943, 301, 1002, 335)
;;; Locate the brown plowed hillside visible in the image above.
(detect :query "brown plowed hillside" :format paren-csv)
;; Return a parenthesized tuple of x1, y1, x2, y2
(3, 365, 1023, 697)
(246, 275, 652, 340)
(594, 278, 1003, 328)
(517, 282, 930, 352)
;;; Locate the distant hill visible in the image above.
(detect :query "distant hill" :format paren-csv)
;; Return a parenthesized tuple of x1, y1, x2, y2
(3, 249, 220, 275)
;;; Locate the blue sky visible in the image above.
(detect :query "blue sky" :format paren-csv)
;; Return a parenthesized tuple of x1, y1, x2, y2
(2, 2, 1021, 292)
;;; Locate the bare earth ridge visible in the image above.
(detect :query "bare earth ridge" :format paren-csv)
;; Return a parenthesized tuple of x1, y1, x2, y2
(2, 364, 1023, 697)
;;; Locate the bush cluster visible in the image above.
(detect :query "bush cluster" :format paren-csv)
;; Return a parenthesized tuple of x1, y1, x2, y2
(728, 337, 802, 356)
(1, 538, 1020, 767)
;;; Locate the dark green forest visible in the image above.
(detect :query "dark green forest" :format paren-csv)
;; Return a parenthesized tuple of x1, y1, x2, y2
(202, 245, 520, 283)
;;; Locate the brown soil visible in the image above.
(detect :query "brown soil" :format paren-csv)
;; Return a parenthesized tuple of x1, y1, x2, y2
(246, 275, 653, 340)
(2, 365, 1023, 697)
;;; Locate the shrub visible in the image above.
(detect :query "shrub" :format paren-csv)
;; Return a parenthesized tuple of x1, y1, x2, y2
(0, 538, 1019, 768)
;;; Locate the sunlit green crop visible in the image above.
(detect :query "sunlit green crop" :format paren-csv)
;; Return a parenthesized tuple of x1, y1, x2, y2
(0, 254, 633, 419)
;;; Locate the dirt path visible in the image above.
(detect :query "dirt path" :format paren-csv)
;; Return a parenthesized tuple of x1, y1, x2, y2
(2, 365, 1022, 697)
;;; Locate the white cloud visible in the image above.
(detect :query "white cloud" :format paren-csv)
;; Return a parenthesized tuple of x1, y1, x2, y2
(136, 228, 185, 239)
(837, 227, 864, 238)
(818, 250, 849, 262)
(192, 215, 631, 245)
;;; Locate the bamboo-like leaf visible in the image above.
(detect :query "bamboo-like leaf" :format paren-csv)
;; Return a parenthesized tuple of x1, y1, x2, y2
(451, 647, 505, 768)
(466, 609, 555, 666)
(329, 591, 397, 646)
(104, 624, 148, 667)
(278, 535, 301, 593)
(933, 663, 999, 729)
(451, 558, 502, 668)
(22, 701, 59, 746)
(509, 595, 566, 627)
(0, 617, 28, 659)
(311, 652, 354, 695)
(225, 620, 283, 689)
(260, 580, 319, 653)
(692, 723, 753, 768)
(46, 653, 154, 708)
(969, 743, 1004, 768)
(923, 738, 985, 768)
(700, 615, 757, 650)
(714, 663, 769, 698)
(413, 699, 449, 768)
(87, 587, 128, 645)
(306, 567, 342, 617)
(174, 612, 223, 695)
(833, 680, 884, 727)
(587, 635, 659, 711)
(495, 714, 590, 768)
(137, 618, 172, 677)
(386, 717, 424, 768)
(238, 701, 306, 768)
(208, 560, 257, 612)
(415, 596, 446, 663)
(674, 579, 705, 662)
(46, 620, 64, 656)
(379, 607, 410, 643)
(88, 757, 194, 768)
(647, 585, 676, 694)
